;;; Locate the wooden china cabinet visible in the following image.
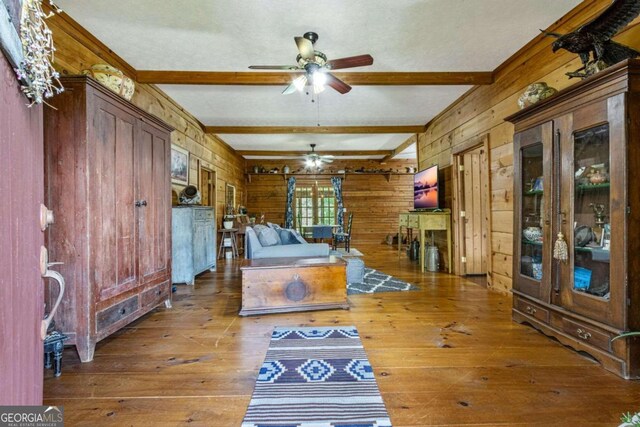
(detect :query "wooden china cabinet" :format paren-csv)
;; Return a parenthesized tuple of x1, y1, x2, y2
(506, 60, 640, 378)
(44, 76, 174, 362)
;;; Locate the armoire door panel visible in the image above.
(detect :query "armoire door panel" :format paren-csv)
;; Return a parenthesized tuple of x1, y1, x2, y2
(93, 100, 138, 301)
(558, 98, 624, 328)
(513, 122, 553, 302)
(138, 124, 170, 283)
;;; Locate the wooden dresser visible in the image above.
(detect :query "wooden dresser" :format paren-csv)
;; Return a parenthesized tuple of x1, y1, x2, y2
(171, 206, 216, 285)
(44, 76, 174, 362)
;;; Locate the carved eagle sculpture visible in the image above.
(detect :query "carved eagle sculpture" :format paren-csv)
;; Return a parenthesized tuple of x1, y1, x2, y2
(543, 0, 640, 78)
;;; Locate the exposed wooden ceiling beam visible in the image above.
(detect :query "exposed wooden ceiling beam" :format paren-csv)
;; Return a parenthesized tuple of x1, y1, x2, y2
(205, 126, 425, 134)
(380, 134, 418, 163)
(137, 71, 494, 86)
(238, 150, 392, 157)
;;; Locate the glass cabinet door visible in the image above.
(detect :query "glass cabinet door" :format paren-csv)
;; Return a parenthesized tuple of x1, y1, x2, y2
(514, 123, 552, 301)
(558, 96, 625, 328)
(571, 124, 611, 299)
(520, 144, 544, 280)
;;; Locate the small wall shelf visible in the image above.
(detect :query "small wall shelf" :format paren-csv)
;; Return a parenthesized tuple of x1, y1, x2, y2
(244, 171, 414, 183)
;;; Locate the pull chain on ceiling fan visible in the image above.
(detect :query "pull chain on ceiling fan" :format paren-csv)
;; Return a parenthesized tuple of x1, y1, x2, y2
(249, 32, 374, 95)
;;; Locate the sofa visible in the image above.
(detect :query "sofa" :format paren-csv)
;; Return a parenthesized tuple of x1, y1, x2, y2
(244, 225, 330, 259)
(244, 224, 365, 284)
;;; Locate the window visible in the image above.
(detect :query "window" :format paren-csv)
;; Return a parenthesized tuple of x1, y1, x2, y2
(295, 183, 336, 236)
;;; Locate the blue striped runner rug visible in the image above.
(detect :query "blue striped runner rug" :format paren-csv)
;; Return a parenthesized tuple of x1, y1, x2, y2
(242, 326, 392, 427)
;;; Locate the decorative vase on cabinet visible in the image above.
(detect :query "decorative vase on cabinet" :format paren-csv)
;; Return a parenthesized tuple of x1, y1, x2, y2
(44, 76, 173, 362)
(172, 206, 216, 285)
(506, 59, 640, 379)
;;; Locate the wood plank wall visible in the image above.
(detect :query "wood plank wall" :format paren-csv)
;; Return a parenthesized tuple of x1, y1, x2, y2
(245, 159, 416, 246)
(45, 11, 246, 229)
(417, 0, 640, 292)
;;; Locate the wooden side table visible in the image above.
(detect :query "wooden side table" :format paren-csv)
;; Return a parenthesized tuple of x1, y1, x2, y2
(398, 210, 452, 273)
(218, 228, 239, 259)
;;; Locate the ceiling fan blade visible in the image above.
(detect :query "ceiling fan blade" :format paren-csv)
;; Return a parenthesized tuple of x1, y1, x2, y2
(248, 65, 300, 70)
(282, 82, 298, 95)
(295, 36, 315, 60)
(326, 54, 374, 70)
(325, 73, 352, 94)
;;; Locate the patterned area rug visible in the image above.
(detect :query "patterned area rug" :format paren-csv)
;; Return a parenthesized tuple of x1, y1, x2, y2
(242, 326, 392, 427)
(348, 268, 418, 295)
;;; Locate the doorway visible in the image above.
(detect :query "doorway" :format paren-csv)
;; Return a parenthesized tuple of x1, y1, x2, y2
(199, 164, 216, 208)
(452, 135, 491, 278)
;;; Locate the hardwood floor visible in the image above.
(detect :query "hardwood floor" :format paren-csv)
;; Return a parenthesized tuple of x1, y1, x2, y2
(44, 244, 640, 426)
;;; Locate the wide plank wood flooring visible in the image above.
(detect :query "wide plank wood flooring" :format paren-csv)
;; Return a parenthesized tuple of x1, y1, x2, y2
(44, 244, 640, 426)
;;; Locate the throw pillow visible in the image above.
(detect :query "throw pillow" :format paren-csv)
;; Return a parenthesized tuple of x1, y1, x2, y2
(267, 222, 282, 231)
(255, 225, 281, 247)
(279, 229, 302, 245)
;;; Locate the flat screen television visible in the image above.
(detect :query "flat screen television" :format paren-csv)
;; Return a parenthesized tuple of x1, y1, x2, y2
(414, 165, 439, 210)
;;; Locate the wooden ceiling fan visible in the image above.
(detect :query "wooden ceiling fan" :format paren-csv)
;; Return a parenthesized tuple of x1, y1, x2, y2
(249, 32, 373, 95)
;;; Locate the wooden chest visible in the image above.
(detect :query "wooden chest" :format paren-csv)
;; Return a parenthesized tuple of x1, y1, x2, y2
(239, 256, 348, 316)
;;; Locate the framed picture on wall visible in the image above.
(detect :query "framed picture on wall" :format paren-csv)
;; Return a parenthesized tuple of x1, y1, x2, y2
(226, 183, 236, 214)
(171, 144, 189, 185)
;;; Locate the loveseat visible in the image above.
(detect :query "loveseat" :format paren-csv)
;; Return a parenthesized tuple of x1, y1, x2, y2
(244, 225, 330, 259)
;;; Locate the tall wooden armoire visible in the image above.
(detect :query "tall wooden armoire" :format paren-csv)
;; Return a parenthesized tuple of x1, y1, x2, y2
(507, 60, 640, 378)
(44, 76, 174, 362)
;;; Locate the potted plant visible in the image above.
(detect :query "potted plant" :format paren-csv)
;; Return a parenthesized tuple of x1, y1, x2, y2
(223, 204, 235, 229)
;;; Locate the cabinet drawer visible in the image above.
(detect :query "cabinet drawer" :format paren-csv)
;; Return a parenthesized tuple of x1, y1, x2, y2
(562, 317, 613, 353)
(407, 215, 419, 228)
(419, 215, 447, 229)
(194, 208, 214, 222)
(141, 282, 170, 308)
(514, 296, 549, 323)
(96, 296, 139, 331)
(398, 214, 408, 227)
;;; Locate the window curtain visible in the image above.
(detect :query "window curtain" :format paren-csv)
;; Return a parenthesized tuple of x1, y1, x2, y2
(285, 176, 296, 229)
(330, 176, 344, 240)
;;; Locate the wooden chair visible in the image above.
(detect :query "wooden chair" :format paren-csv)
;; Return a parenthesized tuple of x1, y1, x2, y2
(332, 212, 353, 252)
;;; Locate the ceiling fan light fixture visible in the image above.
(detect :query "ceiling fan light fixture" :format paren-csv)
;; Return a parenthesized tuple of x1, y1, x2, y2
(293, 75, 307, 91)
(312, 70, 326, 94)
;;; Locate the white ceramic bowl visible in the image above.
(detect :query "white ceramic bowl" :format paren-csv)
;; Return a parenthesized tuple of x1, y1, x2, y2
(523, 227, 542, 241)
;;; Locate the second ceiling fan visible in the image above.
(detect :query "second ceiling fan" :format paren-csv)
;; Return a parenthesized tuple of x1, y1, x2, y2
(249, 31, 373, 95)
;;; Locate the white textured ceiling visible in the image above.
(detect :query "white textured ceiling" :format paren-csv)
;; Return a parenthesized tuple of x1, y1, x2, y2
(226, 133, 415, 152)
(56, 0, 581, 158)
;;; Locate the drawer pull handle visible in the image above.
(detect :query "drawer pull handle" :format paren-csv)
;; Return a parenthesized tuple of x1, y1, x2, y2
(119, 308, 126, 315)
(577, 329, 591, 340)
(525, 306, 537, 315)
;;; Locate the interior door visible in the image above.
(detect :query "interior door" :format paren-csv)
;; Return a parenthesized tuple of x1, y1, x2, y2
(200, 167, 215, 207)
(93, 97, 138, 301)
(138, 122, 170, 284)
(513, 122, 553, 302)
(557, 97, 625, 328)
(459, 146, 489, 275)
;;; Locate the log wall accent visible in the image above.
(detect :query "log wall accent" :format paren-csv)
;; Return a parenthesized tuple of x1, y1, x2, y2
(245, 159, 416, 246)
(46, 11, 246, 229)
(417, 0, 640, 292)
